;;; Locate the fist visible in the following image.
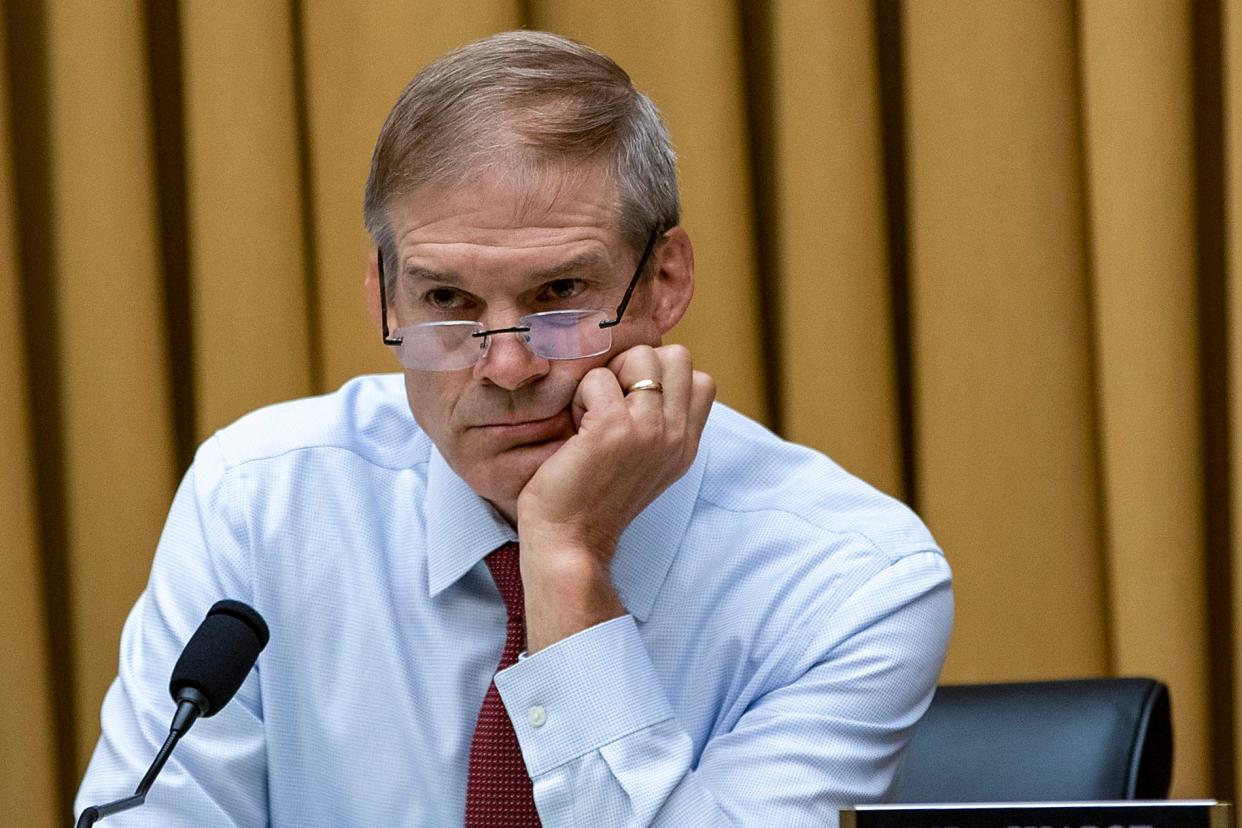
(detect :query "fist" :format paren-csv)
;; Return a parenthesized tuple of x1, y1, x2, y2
(516, 343, 716, 558)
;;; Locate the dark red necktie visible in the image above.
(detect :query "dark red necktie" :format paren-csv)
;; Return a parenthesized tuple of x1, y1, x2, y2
(465, 542, 541, 826)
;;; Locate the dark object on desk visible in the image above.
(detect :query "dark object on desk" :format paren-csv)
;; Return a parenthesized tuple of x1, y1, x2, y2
(843, 800, 1229, 828)
(889, 677, 1173, 802)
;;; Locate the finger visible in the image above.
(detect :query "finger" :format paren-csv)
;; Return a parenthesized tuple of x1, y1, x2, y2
(571, 366, 625, 428)
(652, 344, 693, 424)
(608, 344, 661, 388)
(609, 345, 665, 413)
(643, 347, 688, 453)
(683, 370, 716, 462)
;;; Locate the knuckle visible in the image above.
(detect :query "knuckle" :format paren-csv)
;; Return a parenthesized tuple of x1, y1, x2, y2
(662, 343, 691, 364)
(628, 344, 657, 361)
(585, 365, 614, 382)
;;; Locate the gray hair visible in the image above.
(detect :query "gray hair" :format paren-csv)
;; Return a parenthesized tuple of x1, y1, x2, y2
(363, 30, 679, 272)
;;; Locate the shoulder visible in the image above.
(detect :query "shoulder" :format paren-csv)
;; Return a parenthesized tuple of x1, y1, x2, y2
(654, 403, 950, 700)
(199, 374, 430, 476)
(696, 402, 940, 564)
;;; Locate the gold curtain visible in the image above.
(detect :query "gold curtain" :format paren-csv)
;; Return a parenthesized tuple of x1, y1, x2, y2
(2, 1, 1237, 823)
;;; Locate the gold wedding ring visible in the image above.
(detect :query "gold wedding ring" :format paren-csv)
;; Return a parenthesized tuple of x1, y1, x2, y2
(626, 378, 664, 394)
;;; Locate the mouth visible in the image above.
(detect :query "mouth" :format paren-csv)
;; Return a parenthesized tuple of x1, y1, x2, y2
(470, 410, 571, 445)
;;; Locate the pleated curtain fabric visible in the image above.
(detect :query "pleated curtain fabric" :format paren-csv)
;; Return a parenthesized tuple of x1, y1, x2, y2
(13, 4, 1242, 824)
(465, 542, 541, 826)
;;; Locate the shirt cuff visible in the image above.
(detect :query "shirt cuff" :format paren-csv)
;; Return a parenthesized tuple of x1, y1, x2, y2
(492, 615, 675, 776)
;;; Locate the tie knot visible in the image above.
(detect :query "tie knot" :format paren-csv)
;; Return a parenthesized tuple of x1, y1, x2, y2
(484, 542, 524, 617)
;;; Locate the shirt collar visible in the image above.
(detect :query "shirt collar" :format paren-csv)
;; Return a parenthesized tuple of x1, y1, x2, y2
(424, 443, 707, 622)
(425, 449, 516, 598)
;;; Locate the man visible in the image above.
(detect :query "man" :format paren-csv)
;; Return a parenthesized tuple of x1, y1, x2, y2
(77, 31, 951, 826)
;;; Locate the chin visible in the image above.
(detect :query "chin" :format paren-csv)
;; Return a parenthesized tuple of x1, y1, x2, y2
(473, 438, 566, 505)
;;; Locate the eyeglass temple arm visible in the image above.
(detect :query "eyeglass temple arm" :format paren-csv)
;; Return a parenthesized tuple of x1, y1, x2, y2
(377, 249, 403, 345)
(599, 227, 663, 329)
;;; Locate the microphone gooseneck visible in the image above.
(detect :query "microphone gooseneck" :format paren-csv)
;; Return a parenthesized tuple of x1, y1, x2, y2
(77, 599, 270, 827)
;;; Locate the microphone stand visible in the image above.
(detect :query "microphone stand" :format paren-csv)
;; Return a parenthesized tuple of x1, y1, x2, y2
(77, 690, 207, 827)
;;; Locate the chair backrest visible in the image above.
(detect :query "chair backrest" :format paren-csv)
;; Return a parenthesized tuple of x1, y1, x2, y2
(888, 677, 1173, 803)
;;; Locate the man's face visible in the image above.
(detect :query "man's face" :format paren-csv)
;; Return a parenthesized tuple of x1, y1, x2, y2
(381, 164, 673, 518)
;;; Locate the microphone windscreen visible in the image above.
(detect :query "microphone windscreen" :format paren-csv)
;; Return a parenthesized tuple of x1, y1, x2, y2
(168, 599, 270, 717)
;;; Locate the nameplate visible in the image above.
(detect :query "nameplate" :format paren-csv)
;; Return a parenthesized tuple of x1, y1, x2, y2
(840, 800, 1232, 828)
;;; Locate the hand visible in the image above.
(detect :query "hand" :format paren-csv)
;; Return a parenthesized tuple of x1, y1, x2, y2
(516, 343, 715, 650)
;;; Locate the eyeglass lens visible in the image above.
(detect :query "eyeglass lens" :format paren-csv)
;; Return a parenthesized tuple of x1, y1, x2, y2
(396, 321, 485, 372)
(394, 309, 613, 371)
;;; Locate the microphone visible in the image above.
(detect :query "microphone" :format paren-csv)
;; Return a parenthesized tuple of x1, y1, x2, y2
(77, 600, 270, 827)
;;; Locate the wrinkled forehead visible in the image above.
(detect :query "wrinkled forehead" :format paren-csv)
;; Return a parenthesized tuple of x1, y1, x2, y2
(387, 156, 624, 250)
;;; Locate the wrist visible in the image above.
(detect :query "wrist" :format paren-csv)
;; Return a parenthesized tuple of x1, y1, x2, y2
(520, 544, 612, 600)
(516, 518, 619, 564)
(515, 495, 624, 555)
(520, 548, 625, 654)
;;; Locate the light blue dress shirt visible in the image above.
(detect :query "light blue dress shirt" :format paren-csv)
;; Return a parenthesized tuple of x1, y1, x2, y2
(76, 373, 952, 827)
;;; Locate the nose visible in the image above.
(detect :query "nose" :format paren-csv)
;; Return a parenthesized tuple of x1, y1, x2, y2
(472, 327, 550, 390)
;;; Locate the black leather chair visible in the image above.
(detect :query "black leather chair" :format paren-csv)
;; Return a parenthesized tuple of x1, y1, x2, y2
(889, 677, 1173, 802)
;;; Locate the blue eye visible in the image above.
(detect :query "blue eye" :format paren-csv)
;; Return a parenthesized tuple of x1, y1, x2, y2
(541, 279, 583, 302)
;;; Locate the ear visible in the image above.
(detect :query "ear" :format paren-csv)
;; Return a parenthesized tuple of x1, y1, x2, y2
(364, 248, 382, 331)
(650, 226, 694, 335)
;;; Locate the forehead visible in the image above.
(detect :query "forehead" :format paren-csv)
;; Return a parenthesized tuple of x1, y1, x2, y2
(388, 160, 623, 264)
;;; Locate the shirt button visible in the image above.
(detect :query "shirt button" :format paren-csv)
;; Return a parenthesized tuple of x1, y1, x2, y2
(528, 706, 547, 728)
